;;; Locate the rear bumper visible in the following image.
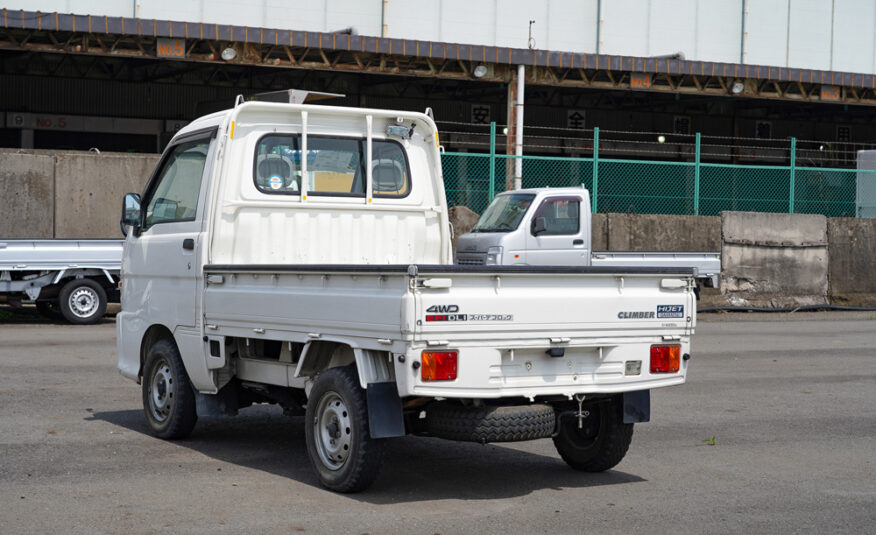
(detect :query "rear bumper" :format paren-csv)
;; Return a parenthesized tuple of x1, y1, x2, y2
(393, 338, 689, 400)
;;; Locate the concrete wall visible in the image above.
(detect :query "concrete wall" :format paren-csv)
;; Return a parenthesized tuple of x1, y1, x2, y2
(828, 218, 876, 305)
(3, 149, 874, 307)
(720, 211, 829, 307)
(600, 213, 720, 252)
(54, 153, 158, 238)
(591, 213, 607, 250)
(0, 150, 157, 239)
(0, 153, 55, 238)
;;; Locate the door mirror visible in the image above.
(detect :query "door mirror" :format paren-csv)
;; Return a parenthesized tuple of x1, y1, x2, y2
(531, 216, 547, 236)
(121, 193, 141, 237)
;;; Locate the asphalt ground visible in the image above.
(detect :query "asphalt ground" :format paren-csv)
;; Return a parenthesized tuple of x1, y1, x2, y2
(0, 306, 874, 534)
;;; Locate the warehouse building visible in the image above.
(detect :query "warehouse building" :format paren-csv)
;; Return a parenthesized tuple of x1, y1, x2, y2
(1, 1, 875, 218)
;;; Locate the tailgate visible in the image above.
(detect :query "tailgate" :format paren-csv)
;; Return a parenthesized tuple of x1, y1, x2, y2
(397, 266, 695, 399)
(413, 268, 695, 339)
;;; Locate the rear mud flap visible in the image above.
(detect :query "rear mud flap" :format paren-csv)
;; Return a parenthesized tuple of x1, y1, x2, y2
(366, 382, 405, 438)
(622, 390, 650, 423)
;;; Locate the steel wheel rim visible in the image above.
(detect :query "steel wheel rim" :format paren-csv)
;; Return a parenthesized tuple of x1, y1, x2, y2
(561, 404, 603, 452)
(68, 286, 98, 318)
(313, 391, 353, 471)
(148, 359, 174, 423)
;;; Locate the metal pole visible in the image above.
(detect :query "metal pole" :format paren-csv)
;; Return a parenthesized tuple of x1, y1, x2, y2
(790, 137, 796, 213)
(514, 64, 525, 190)
(596, 0, 602, 54)
(694, 132, 701, 215)
(489, 121, 496, 202)
(740, 0, 747, 64)
(505, 72, 517, 191)
(592, 127, 599, 214)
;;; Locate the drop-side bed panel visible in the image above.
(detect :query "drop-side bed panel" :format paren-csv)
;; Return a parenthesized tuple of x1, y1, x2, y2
(202, 266, 413, 343)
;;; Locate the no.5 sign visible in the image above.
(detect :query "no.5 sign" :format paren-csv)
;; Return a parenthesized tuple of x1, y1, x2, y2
(157, 38, 185, 58)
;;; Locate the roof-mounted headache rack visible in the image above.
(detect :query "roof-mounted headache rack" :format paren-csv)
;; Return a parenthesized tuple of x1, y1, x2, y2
(234, 89, 346, 107)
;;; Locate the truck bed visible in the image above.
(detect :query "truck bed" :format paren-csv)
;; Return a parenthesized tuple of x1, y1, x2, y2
(0, 239, 124, 271)
(591, 251, 720, 286)
(203, 263, 697, 340)
(202, 264, 696, 399)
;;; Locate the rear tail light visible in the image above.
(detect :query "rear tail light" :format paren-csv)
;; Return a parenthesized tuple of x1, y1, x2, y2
(421, 350, 458, 381)
(650, 345, 680, 373)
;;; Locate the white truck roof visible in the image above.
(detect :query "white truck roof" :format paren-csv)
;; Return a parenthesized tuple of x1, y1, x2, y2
(172, 101, 438, 144)
(497, 186, 589, 196)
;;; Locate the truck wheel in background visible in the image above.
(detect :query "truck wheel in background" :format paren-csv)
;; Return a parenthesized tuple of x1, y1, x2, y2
(305, 365, 386, 493)
(58, 278, 107, 324)
(35, 300, 64, 321)
(142, 339, 198, 439)
(552, 397, 634, 472)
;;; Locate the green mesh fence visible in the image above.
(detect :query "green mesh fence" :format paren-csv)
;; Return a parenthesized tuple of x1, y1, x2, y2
(442, 153, 493, 214)
(794, 168, 858, 217)
(597, 160, 693, 215)
(441, 153, 876, 218)
(699, 164, 790, 215)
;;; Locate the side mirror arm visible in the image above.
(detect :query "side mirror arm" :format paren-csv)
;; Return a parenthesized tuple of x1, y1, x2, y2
(121, 192, 142, 238)
(531, 216, 547, 236)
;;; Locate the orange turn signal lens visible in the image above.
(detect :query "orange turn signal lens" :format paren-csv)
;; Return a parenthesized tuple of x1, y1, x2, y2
(421, 351, 458, 381)
(650, 345, 680, 373)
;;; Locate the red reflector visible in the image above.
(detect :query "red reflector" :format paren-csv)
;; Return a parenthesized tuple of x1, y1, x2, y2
(421, 351, 458, 381)
(650, 345, 680, 373)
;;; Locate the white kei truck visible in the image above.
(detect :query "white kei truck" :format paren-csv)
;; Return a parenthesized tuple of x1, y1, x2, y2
(0, 239, 122, 324)
(117, 99, 696, 492)
(455, 188, 721, 288)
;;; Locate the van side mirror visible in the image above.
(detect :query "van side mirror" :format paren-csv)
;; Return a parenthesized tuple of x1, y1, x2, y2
(531, 216, 547, 236)
(121, 193, 141, 237)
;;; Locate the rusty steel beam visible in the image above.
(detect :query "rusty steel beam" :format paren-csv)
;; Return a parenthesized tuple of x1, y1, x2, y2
(3, 8, 876, 105)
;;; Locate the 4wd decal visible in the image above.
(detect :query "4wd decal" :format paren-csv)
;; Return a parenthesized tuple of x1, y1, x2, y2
(426, 305, 459, 313)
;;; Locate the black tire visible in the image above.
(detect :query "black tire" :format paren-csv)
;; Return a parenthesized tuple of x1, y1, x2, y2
(426, 402, 555, 443)
(142, 338, 198, 439)
(304, 366, 385, 493)
(35, 300, 64, 321)
(552, 398, 634, 472)
(58, 278, 107, 324)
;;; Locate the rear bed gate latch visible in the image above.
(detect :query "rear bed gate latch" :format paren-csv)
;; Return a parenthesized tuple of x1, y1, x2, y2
(417, 278, 453, 289)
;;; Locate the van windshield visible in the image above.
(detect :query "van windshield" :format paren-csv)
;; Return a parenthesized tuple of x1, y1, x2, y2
(471, 193, 536, 232)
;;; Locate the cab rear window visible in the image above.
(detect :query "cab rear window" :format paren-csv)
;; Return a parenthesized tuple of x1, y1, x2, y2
(254, 134, 410, 198)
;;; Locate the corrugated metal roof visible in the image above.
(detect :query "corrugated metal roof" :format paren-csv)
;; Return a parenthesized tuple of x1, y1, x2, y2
(3, 8, 876, 90)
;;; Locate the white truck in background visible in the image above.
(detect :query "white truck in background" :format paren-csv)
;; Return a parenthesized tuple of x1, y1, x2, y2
(117, 99, 696, 492)
(455, 188, 721, 289)
(0, 239, 122, 323)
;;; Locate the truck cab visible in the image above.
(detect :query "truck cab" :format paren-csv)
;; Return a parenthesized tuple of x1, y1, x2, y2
(454, 187, 721, 287)
(455, 187, 592, 266)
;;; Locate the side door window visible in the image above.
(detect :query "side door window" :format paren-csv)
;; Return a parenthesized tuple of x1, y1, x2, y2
(526, 196, 584, 266)
(143, 140, 210, 228)
(532, 197, 581, 236)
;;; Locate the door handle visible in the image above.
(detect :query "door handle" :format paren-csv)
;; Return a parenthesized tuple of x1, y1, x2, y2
(182, 238, 195, 250)
(573, 239, 584, 245)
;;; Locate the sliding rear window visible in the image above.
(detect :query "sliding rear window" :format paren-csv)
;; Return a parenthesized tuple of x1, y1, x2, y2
(253, 134, 410, 198)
